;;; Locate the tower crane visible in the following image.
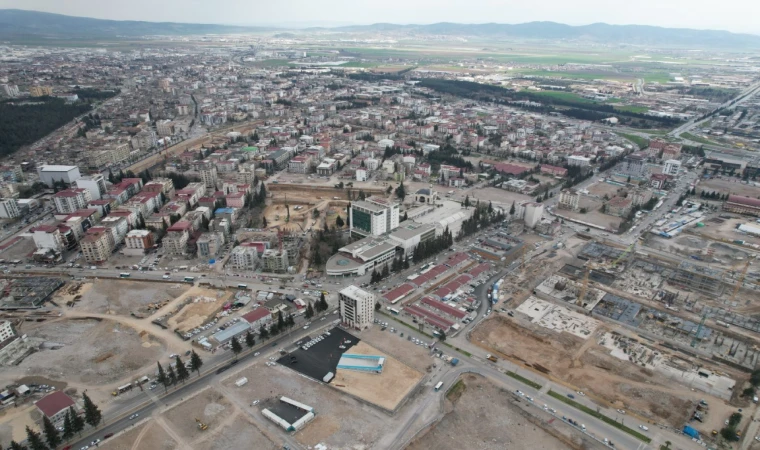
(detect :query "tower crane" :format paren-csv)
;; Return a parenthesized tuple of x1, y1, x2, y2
(730, 258, 753, 303)
(612, 242, 636, 267)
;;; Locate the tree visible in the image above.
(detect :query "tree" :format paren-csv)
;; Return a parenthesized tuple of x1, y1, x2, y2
(42, 416, 60, 449)
(62, 409, 74, 441)
(25, 427, 48, 450)
(305, 302, 315, 319)
(318, 292, 328, 312)
(187, 351, 203, 378)
(277, 310, 285, 331)
(175, 356, 190, 384)
(375, 302, 381, 311)
(82, 392, 102, 428)
(336, 215, 345, 228)
(156, 361, 169, 392)
(262, 216, 268, 228)
(9, 441, 27, 450)
(259, 324, 269, 339)
(69, 406, 85, 436)
(464, 196, 471, 208)
(395, 182, 406, 201)
(245, 330, 256, 348)
(286, 314, 296, 328)
(269, 323, 279, 336)
(509, 201, 515, 215)
(438, 330, 447, 342)
(230, 336, 243, 360)
(166, 365, 177, 386)
(402, 211, 408, 221)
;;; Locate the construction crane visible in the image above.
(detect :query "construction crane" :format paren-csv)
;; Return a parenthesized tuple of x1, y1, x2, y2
(691, 311, 708, 348)
(612, 242, 636, 267)
(195, 418, 208, 431)
(578, 263, 596, 308)
(730, 258, 753, 303)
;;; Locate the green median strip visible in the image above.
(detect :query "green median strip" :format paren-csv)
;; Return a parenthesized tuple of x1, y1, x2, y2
(547, 390, 651, 443)
(506, 371, 542, 389)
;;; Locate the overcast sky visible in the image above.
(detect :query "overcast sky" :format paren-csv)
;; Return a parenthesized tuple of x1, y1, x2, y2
(2, 0, 759, 34)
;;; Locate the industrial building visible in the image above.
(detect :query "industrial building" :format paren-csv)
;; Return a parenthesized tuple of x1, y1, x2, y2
(262, 397, 315, 432)
(37, 165, 81, 187)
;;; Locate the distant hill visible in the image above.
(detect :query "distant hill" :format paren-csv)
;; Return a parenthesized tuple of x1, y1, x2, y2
(1, 9, 759, 48)
(322, 21, 760, 48)
(0, 9, 274, 39)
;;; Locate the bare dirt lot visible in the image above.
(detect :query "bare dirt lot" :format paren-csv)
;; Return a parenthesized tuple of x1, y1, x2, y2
(407, 373, 603, 450)
(61, 280, 191, 316)
(163, 387, 233, 443)
(223, 359, 394, 449)
(102, 421, 179, 450)
(558, 198, 623, 231)
(194, 412, 278, 450)
(333, 341, 424, 411)
(700, 177, 760, 198)
(692, 217, 760, 247)
(1, 318, 164, 387)
(165, 286, 233, 333)
(360, 324, 440, 373)
(472, 315, 697, 427)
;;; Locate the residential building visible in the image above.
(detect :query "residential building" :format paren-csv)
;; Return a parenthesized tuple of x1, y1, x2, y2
(0, 165, 23, 182)
(0, 198, 20, 219)
(80, 230, 112, 263)
(567, 155, 591, 167)
(143, 178, 175, 199)
(1, 84, 20, 98)
(229, 245, 259, 270)
(262, 249, 289, 272)
(197, 232, 224, 258)
(241, 308, 273, 330)
(558, 189, 580, 211)
(349, 197, 400, 238)
(199, 163, 218, 190)
(619, 153, 649, 178)
(75, 174, 107, 200)
(37, 165, 81, 187)
(663, 160, 681, 176)
(164, 221, 192, 255)
(31, 225, 67, 253)
(524, 203, 545, 228)
(124, 229, 154, 256)
(53, 189, 92, 214)
(339, 285, 375, 330)
(0, 321, 15, 343)
(29, 86, 53, 97)
(35, 392, 77, 425)
(130, 129, 157, 150)
(606, 196, 633, 217)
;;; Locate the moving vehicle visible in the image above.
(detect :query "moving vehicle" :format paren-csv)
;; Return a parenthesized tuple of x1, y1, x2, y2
(434, 381, 444, 392)
(184, 276, 195, 282)
(486, 354, 498, 363)
(119, 272, 131, 278)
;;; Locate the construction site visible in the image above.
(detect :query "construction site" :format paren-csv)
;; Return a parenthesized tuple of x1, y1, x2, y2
(473, 230, 760, 432)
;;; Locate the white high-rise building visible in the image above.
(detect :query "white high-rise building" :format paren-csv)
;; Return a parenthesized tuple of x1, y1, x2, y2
(663, 159, 681, 176)
(339, 286, 375, 330)
(75, 174, 107, 200)
(0, 198, 20, 219)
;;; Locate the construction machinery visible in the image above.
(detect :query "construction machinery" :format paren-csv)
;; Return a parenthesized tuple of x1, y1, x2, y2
(578, 262, 597, 308)
(195, 418, 208, 431)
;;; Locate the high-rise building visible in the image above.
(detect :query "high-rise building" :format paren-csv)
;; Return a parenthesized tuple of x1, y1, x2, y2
(53, 188, 92, 214)
(29, 86, 53, 97)
(663, 159, 681, 176)
(1, 84, 20, 98)
(349, 197, 400, 238)
(0, 198, 20, 219)
(199, 163, 218, 190)
(75, 174, 107, 200)
(339, 286, 375, 330)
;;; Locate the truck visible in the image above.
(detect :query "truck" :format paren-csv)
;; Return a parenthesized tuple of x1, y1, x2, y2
(486, 354, 498, 363)
(716, 320, 730, 328)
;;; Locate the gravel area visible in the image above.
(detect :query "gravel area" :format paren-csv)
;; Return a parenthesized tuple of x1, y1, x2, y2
(69, 280, 190, 316)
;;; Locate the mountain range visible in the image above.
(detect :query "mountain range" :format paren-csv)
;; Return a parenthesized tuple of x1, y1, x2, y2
(1, 9, 759, 48)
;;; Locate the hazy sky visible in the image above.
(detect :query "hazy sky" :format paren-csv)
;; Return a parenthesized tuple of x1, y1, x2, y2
(1, 0, 759, 34)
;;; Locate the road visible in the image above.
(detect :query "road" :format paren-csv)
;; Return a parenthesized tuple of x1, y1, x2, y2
(66, 319, 336, 450)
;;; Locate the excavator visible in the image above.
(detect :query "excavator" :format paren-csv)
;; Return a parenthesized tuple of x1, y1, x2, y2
(195, 418, 208, 431)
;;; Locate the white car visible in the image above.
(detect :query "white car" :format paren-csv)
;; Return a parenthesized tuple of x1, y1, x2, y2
(129, 413, 139, 420)
(639, 425, 649, 431)
(252, 400, 260, 405)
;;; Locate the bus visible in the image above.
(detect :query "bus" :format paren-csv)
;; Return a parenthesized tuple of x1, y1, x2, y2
(434, 381, 444, 392)
(237, 284, 248, 289)
(119, 272, 131, 278)
(387, 307, 400, 315)
(112, 383, 133, 396)
(184, 276, 195, 283)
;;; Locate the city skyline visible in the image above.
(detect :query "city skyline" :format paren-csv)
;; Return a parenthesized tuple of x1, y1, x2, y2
(0, 0, 759, 35)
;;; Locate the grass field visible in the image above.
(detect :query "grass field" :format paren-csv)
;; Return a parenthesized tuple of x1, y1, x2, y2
(247, 59, 294, 67)
(547, 391, 651, 443)
(514, 69, 631, 81)
(614, 105, 650, 114)
(614, 132, 651, 148)
(681, 132, 719, 145)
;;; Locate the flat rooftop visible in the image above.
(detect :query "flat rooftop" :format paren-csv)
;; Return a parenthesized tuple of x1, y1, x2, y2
(277, 327, 359, 382)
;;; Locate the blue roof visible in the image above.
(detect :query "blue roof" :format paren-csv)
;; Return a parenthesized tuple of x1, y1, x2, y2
(215, 207, 235, 214)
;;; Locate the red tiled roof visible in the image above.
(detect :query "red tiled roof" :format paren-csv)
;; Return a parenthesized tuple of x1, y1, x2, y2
(35, 392, 75, 418)
(383, 283, 415, 303)
(242, 308, 271, 324)
(421, 296, 466, 319)
(727, 195, 760, 208)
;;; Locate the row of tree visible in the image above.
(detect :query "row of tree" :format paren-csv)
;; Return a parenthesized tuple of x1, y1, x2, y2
(459, 202, 506, 240)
